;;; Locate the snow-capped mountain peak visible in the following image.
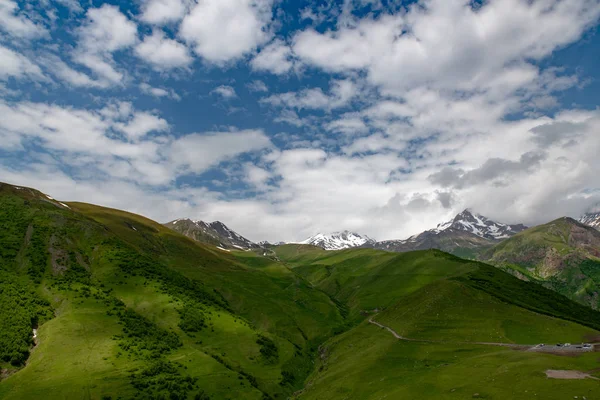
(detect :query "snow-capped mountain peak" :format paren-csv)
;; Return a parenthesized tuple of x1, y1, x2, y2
(579, 212, 600, 230)
(165, 218, 258, 250)
(436, 209, 527, 239)
(300, 230, 375, 250)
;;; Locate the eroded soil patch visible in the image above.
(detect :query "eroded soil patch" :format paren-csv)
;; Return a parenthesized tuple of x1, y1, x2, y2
(545, 370, 598, 380)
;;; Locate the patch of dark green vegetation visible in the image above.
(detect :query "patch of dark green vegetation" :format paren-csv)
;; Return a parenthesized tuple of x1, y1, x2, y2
(129, 359, 206, 400)
(104, 297, 208, 399)
(579, 259, 600, 283)
(456, 263, 600, 331)
(278, 344, 318, 391)
(26, 227, 49, 283)
(0, 196, 32, 262)
(0, 271, 52, 366)
(117, 308, 182, 355)
(178, 303, 207, 333)
(256, 335, 278, 364)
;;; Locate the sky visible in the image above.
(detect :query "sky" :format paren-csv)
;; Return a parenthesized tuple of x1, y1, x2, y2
(1, 0, 600, 242)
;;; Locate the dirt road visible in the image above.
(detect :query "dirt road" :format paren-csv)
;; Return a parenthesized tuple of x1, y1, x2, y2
(368, 317, 593, 352)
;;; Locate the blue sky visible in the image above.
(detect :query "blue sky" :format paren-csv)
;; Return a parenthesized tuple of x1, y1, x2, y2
(1, 0, 600, 242)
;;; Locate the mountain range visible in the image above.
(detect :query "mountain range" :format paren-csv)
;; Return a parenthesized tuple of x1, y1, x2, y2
(369, 209, 527, 257)
(294, 209, 527, 256)
(164, 209, 600, 260)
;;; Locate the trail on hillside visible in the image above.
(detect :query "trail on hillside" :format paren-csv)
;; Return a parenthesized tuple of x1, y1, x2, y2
(368, 317, 530, 349)
(370, 317, 600, 353)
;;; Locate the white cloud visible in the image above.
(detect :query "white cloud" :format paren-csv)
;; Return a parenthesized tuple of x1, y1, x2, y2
(140, 0, 189, 25)
(0, 98, 275, 190)
(77, 5, 138, 53)
(74, 5, 138, 84)
(211, 85, 237, 99)
(326, 115, 369, 136)
(0, 0, 47, 38)
(115, 112, 169, 141)
(139, 82, 181, 100)
(250, 39, 294, 74)
(135, 30, 193, 70)
(245, 163, 272, 190)
(262, 79, 357, 111)
(0, 45, 46, 81)
(273, 109, 306, 127)
(293, 0, 600, 94)
(169, 129, 272, 173)
(246, 80, 268, 92)
(54, 0, 83, 13)
(179, 0, 274, 63)
(42, 54, 109, 88)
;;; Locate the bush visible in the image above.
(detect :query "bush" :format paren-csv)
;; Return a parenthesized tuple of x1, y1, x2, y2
(178, 304, 207, 333)
(256, 335, 278, 364)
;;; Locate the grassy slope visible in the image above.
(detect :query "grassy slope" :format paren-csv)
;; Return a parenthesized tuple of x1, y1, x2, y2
(375, 279, 596, 344)
(274, 245, 600, 400)
(0, 184, 343, 400)
(483, 217, 600, 309)
(298, 322, 600, 400)
(69, 202, 343, 346)
(276, 246, 476, 320)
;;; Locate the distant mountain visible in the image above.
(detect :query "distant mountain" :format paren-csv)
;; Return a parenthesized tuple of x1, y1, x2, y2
(437, 209, 527, 240)
(300, 230, 376, 250)
(164, 218, 259, 250)
(371, 210, 527, 258)
(258, 240, 285, 247)
(482, 217, 600, 309)
(579, 211, 600, 230)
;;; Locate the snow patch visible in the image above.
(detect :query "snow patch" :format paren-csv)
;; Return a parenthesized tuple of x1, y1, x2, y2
(299, 231, 375, 250)
(579, 212, 600, 229)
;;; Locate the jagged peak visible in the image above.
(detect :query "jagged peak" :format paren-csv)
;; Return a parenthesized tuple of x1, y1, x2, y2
(430, 209, 526, 240)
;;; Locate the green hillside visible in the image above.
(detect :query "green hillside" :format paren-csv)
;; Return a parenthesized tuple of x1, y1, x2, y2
(277, 246, 477, 320)
(483, 217, 600, 309)
(2, 183, 600, 400)
(297, 322, 600, 400)
(0, 183, 343, 400)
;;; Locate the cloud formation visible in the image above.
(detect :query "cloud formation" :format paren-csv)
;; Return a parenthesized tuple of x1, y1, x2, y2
(135, 30, 193, 70)
(180, 0, 274, 63)
(0, 0, 599, 244)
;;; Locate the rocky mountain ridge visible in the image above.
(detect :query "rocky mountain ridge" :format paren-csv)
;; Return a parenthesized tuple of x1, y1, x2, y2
(164, 218, 259, 250)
